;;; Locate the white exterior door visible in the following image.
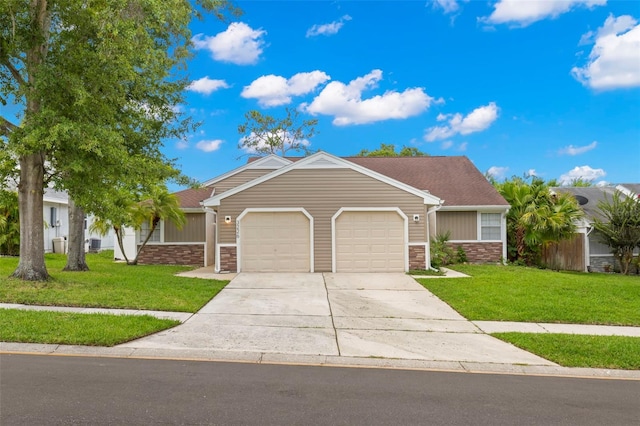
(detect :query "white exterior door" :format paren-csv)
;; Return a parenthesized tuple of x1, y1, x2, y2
(335, 211, 405, 272)
(240, 212, 311, 272)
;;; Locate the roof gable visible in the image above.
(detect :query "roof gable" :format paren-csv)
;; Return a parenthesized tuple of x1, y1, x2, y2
(203, 152, 443, 207)
(201, 154, 291, 187)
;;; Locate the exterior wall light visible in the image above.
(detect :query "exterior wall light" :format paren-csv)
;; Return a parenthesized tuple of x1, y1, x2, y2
(224, 216, 232, 224)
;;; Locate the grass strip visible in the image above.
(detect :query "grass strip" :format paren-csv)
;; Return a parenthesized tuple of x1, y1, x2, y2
(493, 332, 640, 370)
(0, 309, 179, 347)
(0, 252, 227, 312)
(416, 264, 640, 326)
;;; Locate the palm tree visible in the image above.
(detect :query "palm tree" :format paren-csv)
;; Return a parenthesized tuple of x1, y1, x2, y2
(91, 186, 185, 265)
(496, 177, 583, 265)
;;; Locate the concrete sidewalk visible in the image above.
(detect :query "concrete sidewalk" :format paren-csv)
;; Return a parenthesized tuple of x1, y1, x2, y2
(2, 302, 639, 337)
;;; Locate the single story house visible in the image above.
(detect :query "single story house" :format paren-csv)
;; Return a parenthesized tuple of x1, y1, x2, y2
(125, 152, 509, 273)
(547, 185, 640, 272)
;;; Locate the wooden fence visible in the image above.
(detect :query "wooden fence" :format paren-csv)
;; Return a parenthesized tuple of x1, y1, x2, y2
(542, 234, 585, 272)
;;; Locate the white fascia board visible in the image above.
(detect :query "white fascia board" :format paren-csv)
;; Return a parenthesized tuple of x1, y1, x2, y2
(438, 205, 510, 212)
(200, 154, 292, 187)
(203, 151, 443, 207)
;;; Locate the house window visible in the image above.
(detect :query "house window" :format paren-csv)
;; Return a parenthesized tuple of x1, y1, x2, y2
(480, 213, 501, 240)
(139, 221, 161, 243)
(50, 207, 57, 227)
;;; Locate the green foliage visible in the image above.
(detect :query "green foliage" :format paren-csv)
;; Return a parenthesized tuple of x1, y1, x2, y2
(238, 107, 317, 156)
(493, 333, 640, 370)
(0, 0, 236, 280)
(0, 252, 228, 313)
(0, 190, 20, 256)
(356, 143, 428, 157)
(0, 310, 180, 347)
(592, 191, 640, 275)
(416, 264, 640, 325)
(494, 176, 583, 265)
(430, 232, 455, 269)
(455, 245, 468, 263)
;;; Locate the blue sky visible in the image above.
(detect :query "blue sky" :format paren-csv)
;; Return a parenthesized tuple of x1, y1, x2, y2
(168, 0, 640, 188)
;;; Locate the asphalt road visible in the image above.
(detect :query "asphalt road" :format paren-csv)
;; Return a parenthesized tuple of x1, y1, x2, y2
(1, 354, 638, 425)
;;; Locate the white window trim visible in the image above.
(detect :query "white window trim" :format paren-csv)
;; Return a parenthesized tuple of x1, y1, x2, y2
(331, 207, 409, 273)
(478, 212, 502, 242)
(234, 208, 314, 273)
(138, 220, 164, 244)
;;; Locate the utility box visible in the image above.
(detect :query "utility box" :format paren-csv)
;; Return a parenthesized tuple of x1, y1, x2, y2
(52, 237, 65, 254)
(89, 238, 101, 253)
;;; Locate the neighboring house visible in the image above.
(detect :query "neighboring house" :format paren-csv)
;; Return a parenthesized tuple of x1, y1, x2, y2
(547, 186, 640, 272)
(43, 188, 115, 253)
(127, 152, 510, 273)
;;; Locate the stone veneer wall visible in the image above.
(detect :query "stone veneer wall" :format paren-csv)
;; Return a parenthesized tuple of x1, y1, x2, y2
(219, 246, 237, 272)
(136, 244, 204, 266)
(409, 245, 426, 270)
(589, 255, 617, 273)
(447, 242, 502, 263)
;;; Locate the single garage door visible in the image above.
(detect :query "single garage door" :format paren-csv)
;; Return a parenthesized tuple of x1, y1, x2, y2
(240, 212, 311, 272)
(335, 211, 405, 272)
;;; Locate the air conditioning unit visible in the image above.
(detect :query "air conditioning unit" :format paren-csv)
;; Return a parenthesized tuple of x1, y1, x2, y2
(89, 238, 101, 252)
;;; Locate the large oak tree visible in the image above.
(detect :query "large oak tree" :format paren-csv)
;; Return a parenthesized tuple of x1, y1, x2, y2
(0, 0, 236, 280)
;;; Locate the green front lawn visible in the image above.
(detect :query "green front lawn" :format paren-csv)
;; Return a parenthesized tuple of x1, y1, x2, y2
(0, 309, 179, 346)
(494, 333, 640, 370)
(416, 264, 640, 326)
(0, 251, 228, 312)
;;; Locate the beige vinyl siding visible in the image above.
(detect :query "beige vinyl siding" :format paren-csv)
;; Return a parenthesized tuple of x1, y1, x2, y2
(165, 213, 205, 243)
(436, 211, 477, 240)
(214, 169, 273, 194)
(218, 168, 427, 272)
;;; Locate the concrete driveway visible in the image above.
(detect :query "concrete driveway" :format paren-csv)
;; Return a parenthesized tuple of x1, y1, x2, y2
(121, 273, 553, 366)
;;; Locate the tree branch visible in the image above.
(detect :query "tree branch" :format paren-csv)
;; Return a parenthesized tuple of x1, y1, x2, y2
(0, 48, 27, 87)
(0, 115, 18, 137)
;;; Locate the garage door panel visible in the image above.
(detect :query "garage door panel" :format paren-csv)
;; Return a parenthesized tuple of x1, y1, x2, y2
(241, 212, 310, 272)
(335, 211, 405, 273)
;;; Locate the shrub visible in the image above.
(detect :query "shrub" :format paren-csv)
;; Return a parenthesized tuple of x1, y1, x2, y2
(456, 245, 468, 263)
(431, 232, 455, 269)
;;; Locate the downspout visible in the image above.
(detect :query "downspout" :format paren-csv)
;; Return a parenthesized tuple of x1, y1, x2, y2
(426, 202, 443, 271)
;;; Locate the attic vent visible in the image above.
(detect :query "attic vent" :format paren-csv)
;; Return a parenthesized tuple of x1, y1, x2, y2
(574, 195, 588, 206)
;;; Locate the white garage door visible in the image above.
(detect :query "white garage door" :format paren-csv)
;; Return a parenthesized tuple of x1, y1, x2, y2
(240, 212, 311, 272)
(335, 211, 405, 272)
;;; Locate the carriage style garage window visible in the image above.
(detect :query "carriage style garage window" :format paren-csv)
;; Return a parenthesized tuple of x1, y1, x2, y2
(480, 213, 501, 240)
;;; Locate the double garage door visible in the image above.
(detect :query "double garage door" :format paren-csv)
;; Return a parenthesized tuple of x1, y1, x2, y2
(239, 210, 405, 273)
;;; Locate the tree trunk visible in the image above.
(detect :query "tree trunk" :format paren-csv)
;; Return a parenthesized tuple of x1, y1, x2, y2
(63, 197, 89, 271)
(12, 153, 49, 281)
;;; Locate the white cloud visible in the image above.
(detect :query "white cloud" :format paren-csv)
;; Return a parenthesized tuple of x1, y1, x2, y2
(301, 70, 434, 126)
(306, 15, 351, 37)
(572, 15, 640, 90)
(526, 169, 537, 177)
(176, 139, 189, 150)
(195, 139, 223, 152)
(241, 71, 330, 107)
(558, 141, 598, 155)
(240, 131, 311, 154)
(487, 166, 509, 179)
(192, 22, 266, 65)
(424, 102, 499, 141)
(559, 165, 606, 185)
(482, 0, 606, 27)
(457, 142, 468, 151)
(187, 77, 230, 95)
(432, 0, 460, 14)
(441, 141, 453, 149)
